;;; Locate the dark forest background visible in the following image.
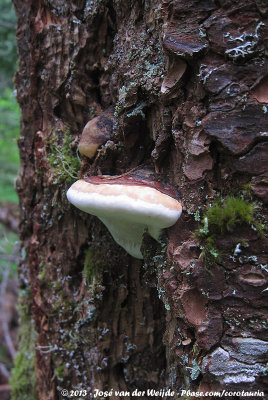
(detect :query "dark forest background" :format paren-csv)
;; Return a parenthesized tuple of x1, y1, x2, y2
(0, 0, 20, 398)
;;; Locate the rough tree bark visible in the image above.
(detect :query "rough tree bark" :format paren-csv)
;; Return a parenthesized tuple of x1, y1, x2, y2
(12, 0, 268, 399)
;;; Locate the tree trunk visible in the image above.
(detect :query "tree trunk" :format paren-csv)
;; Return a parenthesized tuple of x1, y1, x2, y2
(12, 0, 268, 399)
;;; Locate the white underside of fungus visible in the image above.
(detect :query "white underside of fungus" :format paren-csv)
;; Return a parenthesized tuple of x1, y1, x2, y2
(67, 179, 182, 259)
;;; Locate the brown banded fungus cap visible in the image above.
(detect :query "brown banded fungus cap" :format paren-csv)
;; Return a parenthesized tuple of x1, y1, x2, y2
(66, 176, 182, 259)
(78, 107, 115, 159)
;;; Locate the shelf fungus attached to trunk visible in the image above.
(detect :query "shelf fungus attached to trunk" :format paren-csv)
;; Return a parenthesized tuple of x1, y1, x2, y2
(66, 175, 182, 259)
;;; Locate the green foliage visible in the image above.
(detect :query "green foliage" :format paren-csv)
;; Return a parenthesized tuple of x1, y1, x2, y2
(0, 222, 19, 281)
(0, 0, 18, 89)
(0, 1, 20, 202)
(0, 88, 20, 139)
(0, 88, 20, 203)
(10, 289, 38, 400)
(0, 342, 10, 366)
(47, 130, 81, 185)
(0, 4, 20, 290)
(197, 196, 263, 262)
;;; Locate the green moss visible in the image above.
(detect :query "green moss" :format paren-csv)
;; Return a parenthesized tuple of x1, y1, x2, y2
(10, 288, 38, 400)
(202, 196, 255, 233)
(197, 196, 264, 262)
(37, 259, 46, 281)
(54, 365, 65, 381)
(47, 130, 81, 185)
(83, 248, 103, 285)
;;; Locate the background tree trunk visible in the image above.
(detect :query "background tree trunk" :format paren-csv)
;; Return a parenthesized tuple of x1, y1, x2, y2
(12, 0, 267, 399)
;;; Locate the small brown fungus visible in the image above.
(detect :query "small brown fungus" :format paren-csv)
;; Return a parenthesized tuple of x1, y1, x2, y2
(78, 106, 115, 159)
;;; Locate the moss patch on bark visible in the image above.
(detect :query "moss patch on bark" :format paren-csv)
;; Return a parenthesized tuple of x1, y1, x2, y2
(10, 288, 38, 400)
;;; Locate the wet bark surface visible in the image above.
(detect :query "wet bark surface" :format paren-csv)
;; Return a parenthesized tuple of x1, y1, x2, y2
(12, 0, 267, 399)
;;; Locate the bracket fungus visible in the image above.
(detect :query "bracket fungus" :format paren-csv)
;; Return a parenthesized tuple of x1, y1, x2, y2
(67, 175, 182, 259)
